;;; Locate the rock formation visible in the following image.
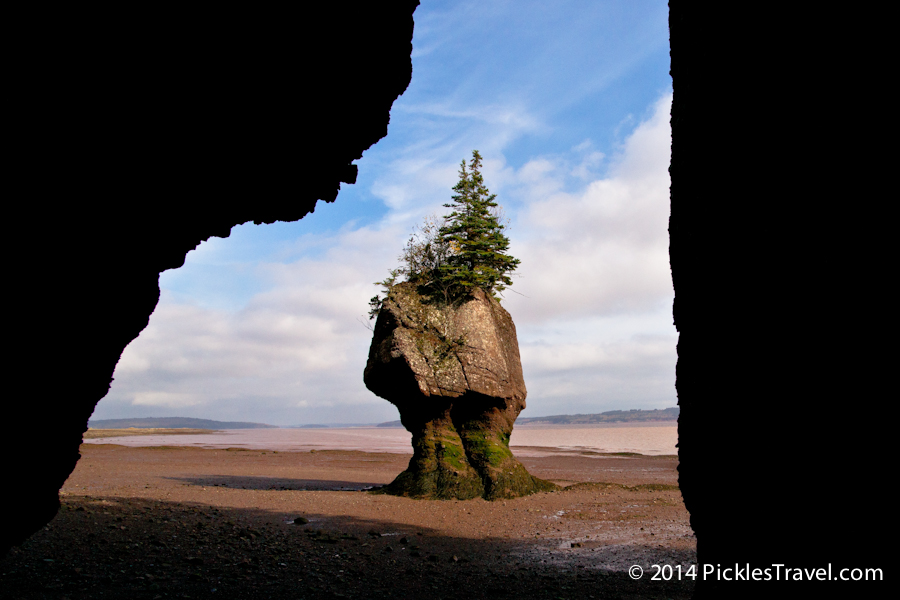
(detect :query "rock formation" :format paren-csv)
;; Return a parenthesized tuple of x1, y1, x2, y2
(364, 283, 557, 500)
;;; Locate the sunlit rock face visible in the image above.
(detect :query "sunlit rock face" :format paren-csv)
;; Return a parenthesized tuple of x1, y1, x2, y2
(364, 282, 557, 500)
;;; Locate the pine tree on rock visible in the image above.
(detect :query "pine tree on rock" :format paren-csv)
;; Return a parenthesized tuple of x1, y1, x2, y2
(367, 150, 519, 318)
(364, 155, 552, 500)
(437, 150, 519, 300)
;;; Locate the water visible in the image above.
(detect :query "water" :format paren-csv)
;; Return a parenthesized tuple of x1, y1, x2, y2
(511, 422, 678, 456)
(83, 421, 678, 457)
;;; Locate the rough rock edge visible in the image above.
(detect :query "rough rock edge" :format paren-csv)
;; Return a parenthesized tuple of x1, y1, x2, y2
(4, 1, 420, 555)
(365, 283, 558, 500)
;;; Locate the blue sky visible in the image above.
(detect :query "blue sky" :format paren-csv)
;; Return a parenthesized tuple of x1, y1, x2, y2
(96, 1, 675, 426)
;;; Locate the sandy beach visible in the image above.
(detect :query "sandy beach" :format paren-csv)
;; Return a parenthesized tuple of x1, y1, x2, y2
(2, 442, 696, 599)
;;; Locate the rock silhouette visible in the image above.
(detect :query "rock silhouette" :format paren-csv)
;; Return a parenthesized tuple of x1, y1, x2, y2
(3, 2, 420, 555)
(364, 283, 557, 500)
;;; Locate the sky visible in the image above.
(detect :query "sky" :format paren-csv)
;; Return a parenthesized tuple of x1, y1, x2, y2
(94, 1, 674, 426)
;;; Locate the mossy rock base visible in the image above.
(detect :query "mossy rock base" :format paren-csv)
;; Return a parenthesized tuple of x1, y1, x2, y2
(374, 468, 485, 500)
(374, 456, 557, 501)
(373, 419, 558, 501)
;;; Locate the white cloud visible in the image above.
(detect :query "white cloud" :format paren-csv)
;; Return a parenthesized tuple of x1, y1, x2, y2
(399, 102, 542, 131)
(495, 93, 676, 415)
(519, 332, 677, 414)
(99, 93, 675, 424)
(103, 222, 414, 425)
(571, 151, 606, 180)
(503, 93, 673, 323)
(132, 392, 202, 408)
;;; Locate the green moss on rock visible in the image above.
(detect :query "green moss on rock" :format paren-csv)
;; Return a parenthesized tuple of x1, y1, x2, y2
(364, 283, 555, 500)
(457, 425, 558, 500)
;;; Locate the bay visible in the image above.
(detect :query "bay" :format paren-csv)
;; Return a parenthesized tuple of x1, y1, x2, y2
(83, 421, 678, 457)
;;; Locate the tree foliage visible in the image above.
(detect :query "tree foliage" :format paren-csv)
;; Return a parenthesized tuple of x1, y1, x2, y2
(369, 150, 519, 318)
(437, 150, 519, 298)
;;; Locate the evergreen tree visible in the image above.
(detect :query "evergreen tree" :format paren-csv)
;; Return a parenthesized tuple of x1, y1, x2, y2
(368, 150, 519, 318)
(436, 150, 519, 299)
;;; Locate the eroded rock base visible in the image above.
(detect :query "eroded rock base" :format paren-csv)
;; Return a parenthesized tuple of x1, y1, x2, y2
(375, 402, 557, 501)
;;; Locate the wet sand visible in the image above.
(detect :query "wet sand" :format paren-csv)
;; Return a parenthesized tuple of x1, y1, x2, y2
(1, 444, 696, 599)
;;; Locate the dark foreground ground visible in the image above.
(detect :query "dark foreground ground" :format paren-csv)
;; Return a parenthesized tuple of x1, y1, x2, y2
(1, 444, 695, 599)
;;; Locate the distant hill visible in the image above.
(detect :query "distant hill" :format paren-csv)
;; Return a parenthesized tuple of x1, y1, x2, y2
(285, 423, 381, 428)
(87, 417, 277, 430)
(517, 407, 679, 425)
(375, 408, 679, 429)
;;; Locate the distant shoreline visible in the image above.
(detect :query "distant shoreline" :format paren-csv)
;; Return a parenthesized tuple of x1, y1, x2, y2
(84, 428, 218, 439)
(514, 420, 677, 429)
(82, 423, 679, 456)
(377, 408, 680, 429)
(87, 417, 276, 430)
(516, 407, 679, 426)
(84, 421, 680, 436)
(87, 409, 680, 431)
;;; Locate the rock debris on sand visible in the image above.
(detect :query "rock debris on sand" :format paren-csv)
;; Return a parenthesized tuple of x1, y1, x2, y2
(1, 444, 695, 599)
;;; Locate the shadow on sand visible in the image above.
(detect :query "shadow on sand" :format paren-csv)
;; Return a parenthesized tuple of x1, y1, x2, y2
(166, 475, 382, 492)
(2, 494, 694, 600)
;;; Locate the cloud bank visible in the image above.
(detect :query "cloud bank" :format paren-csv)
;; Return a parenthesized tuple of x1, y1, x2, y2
(99, 93, 675, 425)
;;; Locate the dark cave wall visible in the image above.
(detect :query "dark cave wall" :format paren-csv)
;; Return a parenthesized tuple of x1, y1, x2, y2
(669, 2, 889, 596)
(6, 2, 419, 554)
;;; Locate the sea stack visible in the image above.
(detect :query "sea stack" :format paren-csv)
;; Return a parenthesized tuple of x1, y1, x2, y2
(364, 282, 557, 500)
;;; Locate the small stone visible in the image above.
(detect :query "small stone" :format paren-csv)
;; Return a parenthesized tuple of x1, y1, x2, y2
(293, 517, 309, 525)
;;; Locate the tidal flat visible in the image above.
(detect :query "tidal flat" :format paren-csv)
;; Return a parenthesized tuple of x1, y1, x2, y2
(2, 444, 696, 599)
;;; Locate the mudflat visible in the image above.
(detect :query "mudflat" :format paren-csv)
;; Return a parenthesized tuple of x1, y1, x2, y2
(2, 444, 696, 599)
